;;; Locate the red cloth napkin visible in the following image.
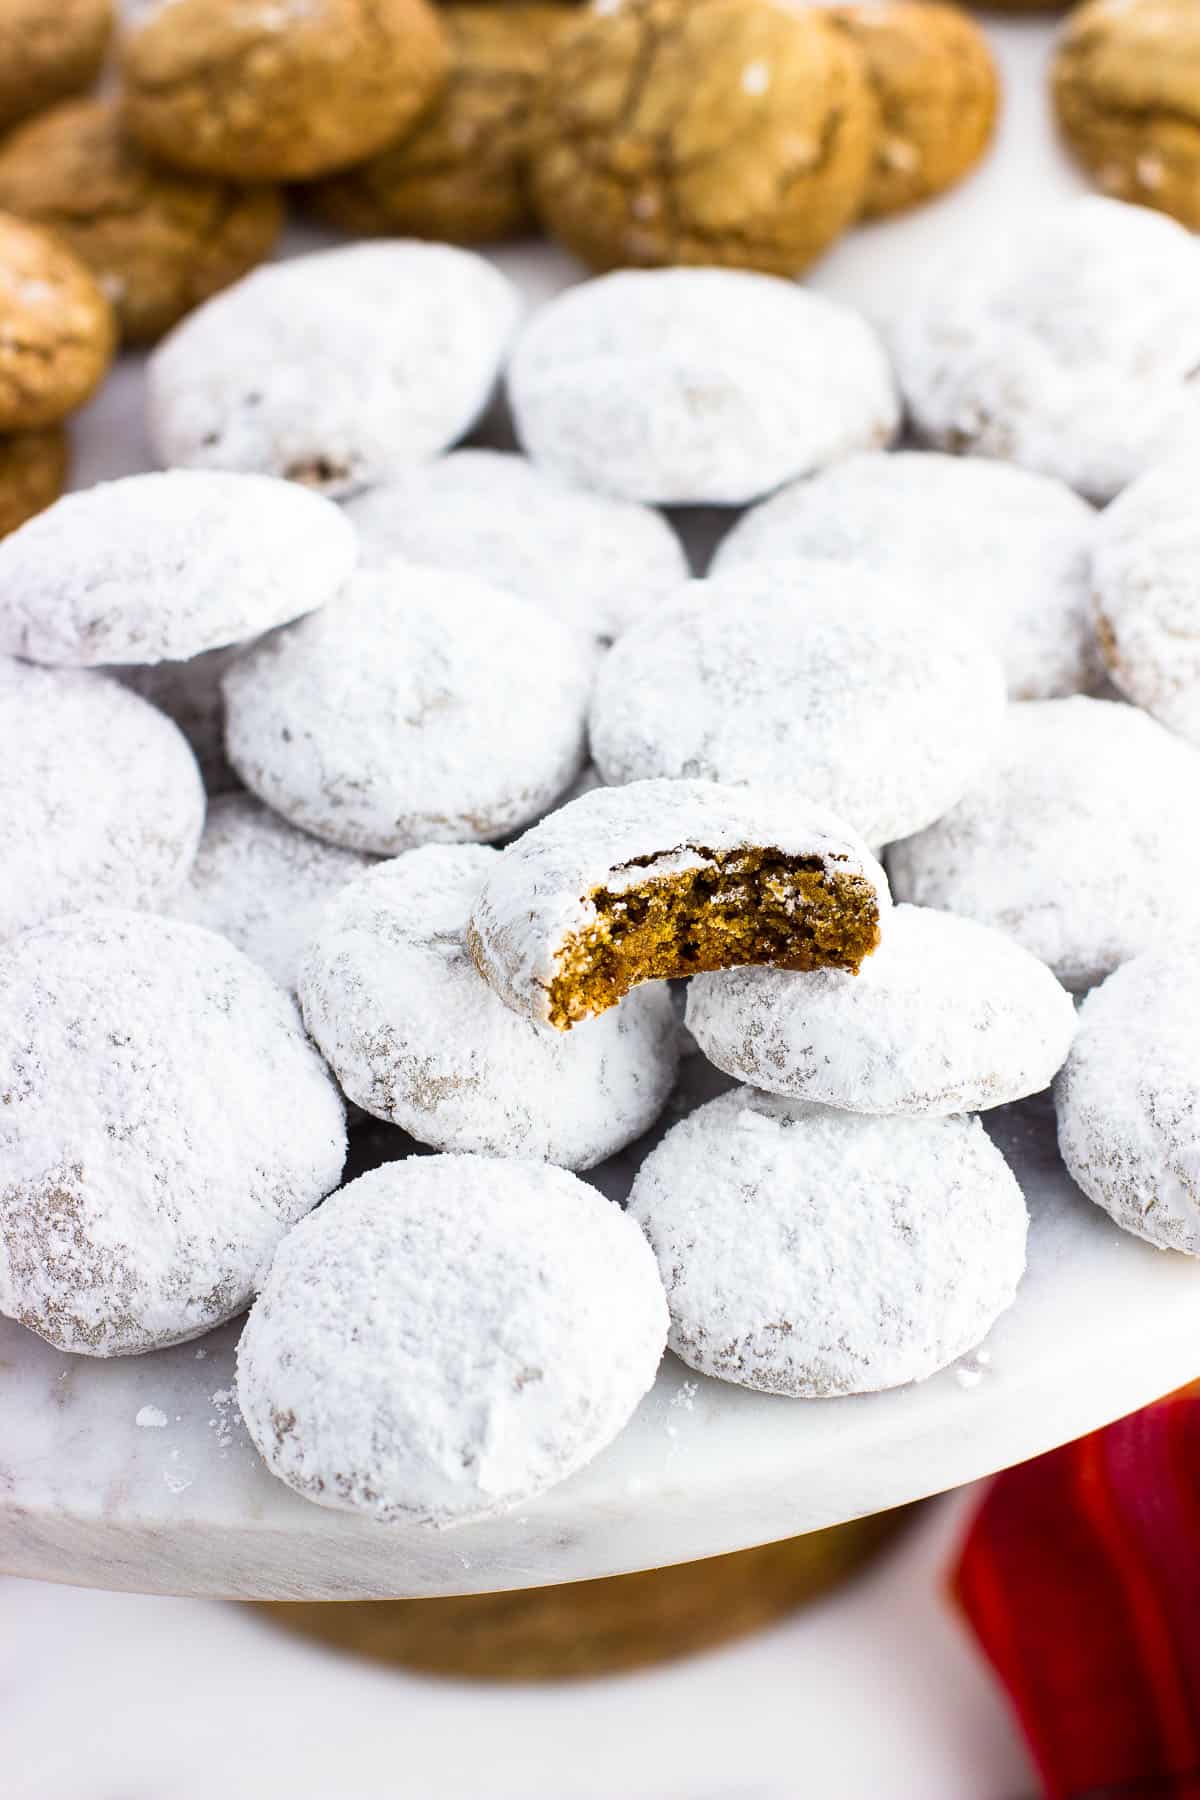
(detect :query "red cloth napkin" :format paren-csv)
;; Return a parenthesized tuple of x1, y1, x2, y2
(955, 1384, 1200, 1800)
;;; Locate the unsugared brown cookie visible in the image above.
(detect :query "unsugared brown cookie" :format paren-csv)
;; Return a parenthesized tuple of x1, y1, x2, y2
(120, 0, 451, 183)
(0, 99, 284, 345)
(0, 0, 112, 137)
(830, 2, 999, 218)
(528, 0, 878, 276)
(1053, 0, 1200, 229)
(307, 6, 570, 243)
(0, 427, 68, 538)
(0, 212, 115, 432)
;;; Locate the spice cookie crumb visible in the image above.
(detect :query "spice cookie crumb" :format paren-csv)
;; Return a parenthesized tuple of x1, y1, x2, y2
(0, 0, 112, 138)
(0, 427, 68, 539)
(0, 211, 116, 432)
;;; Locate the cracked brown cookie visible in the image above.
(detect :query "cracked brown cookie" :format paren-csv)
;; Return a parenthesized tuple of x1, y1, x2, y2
(829, 2, 999, 218)
(527, 0, 878, 277)
(0, 0, 112, 137)
(0, 99, 283, 345)
(306, 5, 570, 243)
(1053, 0, 1200, 229)
(0, 428, 67, 539)
(120, 0, 451, 183)
(0, 212, 115, 432)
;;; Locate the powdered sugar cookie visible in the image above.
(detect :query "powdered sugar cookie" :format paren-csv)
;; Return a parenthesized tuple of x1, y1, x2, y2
(344, 450, 688, 645)
(712, 453, 1102, 701)
(627, 1088, 1028, 1396)
(147, 242, 520, 498)
(590, 562, 1006, 847)
(508, 268, 899, 506)
(236, 1155, 667, 1525)
(114, 642, 245, 794)
(0, 910, 346, 1356)
(170, 794, 375, 993)
(0, 656, 204, 941)
(891, 197, 1200, 502)
(687, 904, 1076, 1116)
(0, 470, 356, 666)
(1091, 456, 1200, 747)
(223, 565, 592, 855)
(888, 697, 1200, 991)
(299, 845, 679, 1166)
(1056, 947, 1200, 1254)
(468, 778, 890, 1031)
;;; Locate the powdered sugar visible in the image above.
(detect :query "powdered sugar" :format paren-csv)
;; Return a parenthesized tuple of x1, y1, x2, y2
(236, 1155, 668, 1526)
(114, 643, 246, 794)
(0, 911, 346, 1356)
(589, 562, 1007, 847)
(626, 1088, 1028, 1396)
(687, 904, 1077, 1115)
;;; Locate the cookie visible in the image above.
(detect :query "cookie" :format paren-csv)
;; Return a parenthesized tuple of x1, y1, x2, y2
(891, 196, 1200, 503)
(169, 794, 375, 994)
(0, 0, 111, 137)
(120, 0, 450, 183)
(236, 1155, 667, 1525)
(888, 697, 1200, 992)
(222, 564, 592, 855)
(0, 427, 68, 539)
(299, 844, 679, 1166)
(0, 469, 356, 667)
(0, 99, 284, 345)
(830, 2, 999, 218)
(147, 242, 520, 496)
(589, 561, 1006, 848)
(627, 1088, 1028, 1396)
(0, 910, 346, 1356)
(344, 450, 688, 645)
(1090, 456, 1200, 748)
(509, 267, 899, 505)
(0, 657, 205, 942)
(528, 0, 877, 276)
(114, 643, 246, 795)
(0, 211, 115, 432)
(466, 777, 890, 1031)
(687, 904, 1077, 1117)
(1053, 0, 1200, 230)
(306, 6, 569, 244)
(1056, 947, 1200, 1255)
(711, 452, 1102, 701)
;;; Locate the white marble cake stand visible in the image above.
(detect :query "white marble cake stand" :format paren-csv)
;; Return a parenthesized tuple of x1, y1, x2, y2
(6, 19, 1190, 1602)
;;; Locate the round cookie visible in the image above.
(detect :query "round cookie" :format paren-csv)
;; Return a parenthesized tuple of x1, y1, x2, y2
(627, 1088, 1028, 1397)
(0, 469, 357, 666)
(114, 642, 247, 795)
(711, 452, 1102, 701)
(0, 910, 347, 1356)
(0, 0, 111, 137)
(0, 212, 115, 432)
(1053, 0, 1200, 230)
(0, 427, 67, 538)
(147, 242, 520, 497)
(299, 844, 679, 1166)
(509, 268, 899, 506)
(236, 1155, 668, 1525)
(590, 561, 1006, 848)
(223, 564, 592, 855)
(888, 696, 1200, 992)
(1056, 948, 1200, 1255)
(528, 0, 877, 277)
(467, 777, 890, 1031)
(305, 6, 569, 244)
(120, 0, 450, 183)
(170, 794, 376, 994)
(687, 904, 1077, 1117)
(891, 196, 1200, 503)
(1090, 456, 1200, 748)
(0, 99, 284, 345)
(344, 450, 689, 645)
(0, 656, 205, 942)
(829, 2, 999, 218)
